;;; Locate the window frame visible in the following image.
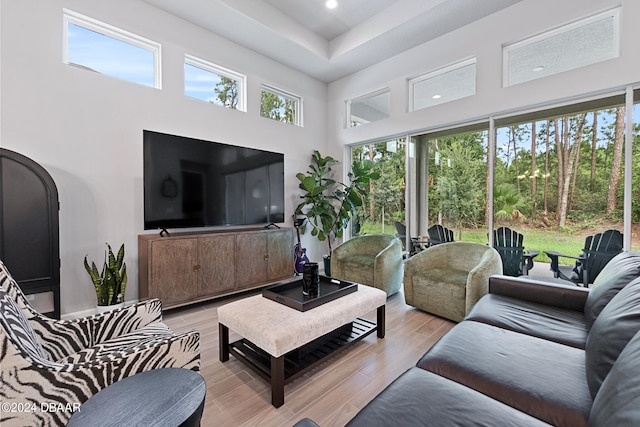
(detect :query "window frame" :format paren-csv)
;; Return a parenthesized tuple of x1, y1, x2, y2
(184, 54, 247, 112)
(62, 9, 162, 89)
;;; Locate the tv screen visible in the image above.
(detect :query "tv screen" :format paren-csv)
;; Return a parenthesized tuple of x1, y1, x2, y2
(143, 130, 284, 230)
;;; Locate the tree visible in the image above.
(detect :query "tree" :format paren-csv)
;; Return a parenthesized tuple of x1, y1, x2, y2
(260, 91, 295, 123)
(368, 144, 376, 219)
(369, 141, 405, 229)
(556, 117, 567, 222)
(436, 140, 484, 237)
(607, 106, 625, 214)
(212, 76, 238, 109)
(543, 120, 551, 215)
(530, 120, 537, 217)
(590, 111, 598, 191)
(494, 183, 527, 223)
(558, 113, 586, 227)
(370, 165, 401, 233)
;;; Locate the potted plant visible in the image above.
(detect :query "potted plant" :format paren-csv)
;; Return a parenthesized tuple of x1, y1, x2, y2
(295, 150, 379, 275)
(84, 243, 127, 311)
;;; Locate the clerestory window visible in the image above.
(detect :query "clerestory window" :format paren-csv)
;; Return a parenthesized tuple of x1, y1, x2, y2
(184, 55, 246, 111)
(503, 7, 620, 87)
(63, 9, 161, 89)
(260, 85, 302, 126)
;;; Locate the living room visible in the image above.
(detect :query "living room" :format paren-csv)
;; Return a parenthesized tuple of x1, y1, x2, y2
(2, 0, 640, 425)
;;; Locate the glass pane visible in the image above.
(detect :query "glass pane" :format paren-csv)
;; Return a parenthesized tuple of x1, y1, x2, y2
(351, 141, 406, 239)
(412, 62, 476, 111)
(416, 131, 489, 247)
(494, 106, 624, 277)
(350, 90, 390, 127)
(184, 63, 239, 109)
(505, 9, 618, 86)
(261, 89, 298, 124)
(67, 23, 155, 87)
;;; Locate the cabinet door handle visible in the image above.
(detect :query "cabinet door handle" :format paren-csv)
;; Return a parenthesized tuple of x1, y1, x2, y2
(193, 265, 202, 272)
(263, 254, 269, 261)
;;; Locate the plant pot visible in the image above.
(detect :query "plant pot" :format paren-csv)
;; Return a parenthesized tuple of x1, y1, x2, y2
(323, 254, 331, 277)
(96, 302, 125, 314)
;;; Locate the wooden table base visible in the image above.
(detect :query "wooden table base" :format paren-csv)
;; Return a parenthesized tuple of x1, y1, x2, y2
(219, 305, 385, 407)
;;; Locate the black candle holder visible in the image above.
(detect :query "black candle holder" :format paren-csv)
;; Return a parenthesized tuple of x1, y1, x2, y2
(302, 262, 320, 297)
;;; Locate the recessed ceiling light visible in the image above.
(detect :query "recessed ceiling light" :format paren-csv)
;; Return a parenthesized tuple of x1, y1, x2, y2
(532, 66, 545, 72)
(325, 0, 338, 9)
(432, 94, 442, 100)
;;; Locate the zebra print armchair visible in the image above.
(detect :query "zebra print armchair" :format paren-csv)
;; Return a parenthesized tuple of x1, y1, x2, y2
(0, 261, 200, 427)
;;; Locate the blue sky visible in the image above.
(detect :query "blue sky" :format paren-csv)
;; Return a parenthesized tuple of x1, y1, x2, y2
(68, 22, 225, 104)
(67, 23, 155, 87)
(184, 63, 223, 103)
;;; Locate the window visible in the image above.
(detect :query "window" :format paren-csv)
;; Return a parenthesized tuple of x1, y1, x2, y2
(351, 140, 407, 236)
(348, 89, 390, 127)
(63, 10, 161, 88)
(260, 85, 302, 126)
(503, 8, 620, 87)
(184, 55, 246, 111)
(413, 127, 489, 244)
(409, 58, 476, 112)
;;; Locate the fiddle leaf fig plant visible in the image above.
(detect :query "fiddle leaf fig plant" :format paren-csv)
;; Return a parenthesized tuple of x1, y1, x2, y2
(84, 243, 127, 307)
(295, 150, 379, 254)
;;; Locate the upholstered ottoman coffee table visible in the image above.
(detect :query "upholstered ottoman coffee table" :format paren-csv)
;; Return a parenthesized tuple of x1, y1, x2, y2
(218, 284, 387, 407)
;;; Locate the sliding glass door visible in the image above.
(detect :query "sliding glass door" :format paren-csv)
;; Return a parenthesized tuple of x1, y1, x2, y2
(348, 87, 640, 264)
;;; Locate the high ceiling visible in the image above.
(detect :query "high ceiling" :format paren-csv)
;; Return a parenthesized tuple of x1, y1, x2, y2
(143, 0, 523, 83)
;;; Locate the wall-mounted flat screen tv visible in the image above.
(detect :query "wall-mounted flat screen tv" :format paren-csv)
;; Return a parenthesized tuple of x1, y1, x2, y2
(143, 130, 284, 230)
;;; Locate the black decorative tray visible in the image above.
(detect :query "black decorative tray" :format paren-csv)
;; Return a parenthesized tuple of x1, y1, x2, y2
(262, 276, 358, 312)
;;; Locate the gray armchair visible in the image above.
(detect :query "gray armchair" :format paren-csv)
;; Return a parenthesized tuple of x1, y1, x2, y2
(331, 234, 404, 296)
(404, 242, 503, 322)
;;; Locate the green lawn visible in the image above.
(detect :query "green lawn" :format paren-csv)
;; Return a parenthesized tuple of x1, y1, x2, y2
(359, 222, 588, 266)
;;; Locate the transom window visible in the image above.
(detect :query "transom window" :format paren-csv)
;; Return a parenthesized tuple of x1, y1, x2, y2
(260, 85, 302, 126)
(63, 10, 161, 88)
(348, 89, 391, 127)
(503, 7, 620, 87)
(409, 58, 476, 112)
(184, 55, 246, 111)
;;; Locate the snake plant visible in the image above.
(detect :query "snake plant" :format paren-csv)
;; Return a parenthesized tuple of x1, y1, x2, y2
(84, 243, 127, 306)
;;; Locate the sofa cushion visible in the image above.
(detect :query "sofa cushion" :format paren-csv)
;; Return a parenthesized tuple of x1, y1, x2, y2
(589, 330, 640, 426)
(466, 294, 588, 348)
(417, 321, 591, 427)
(346, 367, 552, 427)
(585, 276, 640, 398)
(584, 251, 640, 328)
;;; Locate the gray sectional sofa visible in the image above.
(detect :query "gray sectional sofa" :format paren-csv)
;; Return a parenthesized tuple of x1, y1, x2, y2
(345, 251, 640, 426)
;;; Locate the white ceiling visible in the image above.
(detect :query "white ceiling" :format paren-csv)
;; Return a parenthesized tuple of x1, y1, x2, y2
(144, 0, 523, 83)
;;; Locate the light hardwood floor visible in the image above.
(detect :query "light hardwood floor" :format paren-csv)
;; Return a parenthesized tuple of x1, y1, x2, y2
(163, 288, 454, 427)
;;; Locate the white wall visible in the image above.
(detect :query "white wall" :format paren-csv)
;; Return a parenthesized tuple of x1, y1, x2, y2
(328, 0, 640, 152)
(0, 0, 328, 315)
